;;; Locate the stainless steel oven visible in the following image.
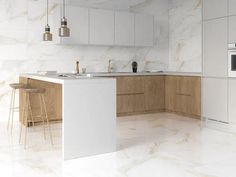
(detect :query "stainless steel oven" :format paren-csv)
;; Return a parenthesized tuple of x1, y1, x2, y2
(228, 43, 236, 77)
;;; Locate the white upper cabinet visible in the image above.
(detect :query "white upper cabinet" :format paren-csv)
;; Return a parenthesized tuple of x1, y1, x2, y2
(202, 78, 228, 123)
(61, 6, 89, 44)
(89, 9, 114, 45)
(203, 0, 228, 20)
(135, 13, 154, 47)
(229, 0, 236, 16)
(115, 11, 134, 46)
(229, 16, 236, 43)
(203, 18, 228, 77)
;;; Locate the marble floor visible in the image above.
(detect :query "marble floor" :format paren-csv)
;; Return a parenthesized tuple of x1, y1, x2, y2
(1, 113, 236, 177)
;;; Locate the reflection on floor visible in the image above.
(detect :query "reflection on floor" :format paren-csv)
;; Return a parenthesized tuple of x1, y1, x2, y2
(1, 113, 236, 177)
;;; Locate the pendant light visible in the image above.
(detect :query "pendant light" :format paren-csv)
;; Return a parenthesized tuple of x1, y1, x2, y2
(59, 0, 70, 37)
(43, 0, 52, 41)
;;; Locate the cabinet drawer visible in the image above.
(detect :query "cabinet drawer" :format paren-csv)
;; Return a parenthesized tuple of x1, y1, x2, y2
(117, 94, 145, 114)
(116, 76, 144, 95)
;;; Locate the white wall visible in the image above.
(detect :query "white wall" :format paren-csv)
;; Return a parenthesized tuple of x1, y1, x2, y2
(0, 0, 169, 121)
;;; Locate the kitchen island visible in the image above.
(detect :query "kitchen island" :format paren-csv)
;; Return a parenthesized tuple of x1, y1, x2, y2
(19, 74, 116, 160)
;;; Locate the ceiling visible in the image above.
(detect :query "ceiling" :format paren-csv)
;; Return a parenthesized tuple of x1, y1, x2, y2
(66, 0, 147, 10)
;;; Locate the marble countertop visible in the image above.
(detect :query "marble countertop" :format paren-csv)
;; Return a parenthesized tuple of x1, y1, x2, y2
(20, 71, 202, 84)
(90, 71, 202, 77)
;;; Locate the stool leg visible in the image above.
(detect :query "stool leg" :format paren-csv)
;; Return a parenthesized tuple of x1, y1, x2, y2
(10, 89, 16, 135)
(7, 89, 14, 131)
(41, 94, 53, 145)
(19, 93, 28, 144)
(39, 94, 46, 140)
(28, 96, 35, 127)
(24, 93, 30, 149)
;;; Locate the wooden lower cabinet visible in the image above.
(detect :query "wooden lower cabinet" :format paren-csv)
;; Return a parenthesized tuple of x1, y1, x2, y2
(117, 75, 201, 118)
(20, 75, 201, 122)
(117, 94, 145, 115)
(144, 76, 165, 111)
(165, 76, 201, 118)
(19, 77, 62, 125)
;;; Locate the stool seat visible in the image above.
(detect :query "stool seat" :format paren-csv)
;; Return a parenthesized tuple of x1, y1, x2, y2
(24, 88, 46, 93)
(10, 83, 26, 89)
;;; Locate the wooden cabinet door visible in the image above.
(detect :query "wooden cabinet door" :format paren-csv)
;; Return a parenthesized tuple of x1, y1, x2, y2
(144, 76, 165, 111)
(176, 77, 201, 117)
(117, 94, 145, 114)
(165, 76, 177, 111)
(116, 76, 144, 95)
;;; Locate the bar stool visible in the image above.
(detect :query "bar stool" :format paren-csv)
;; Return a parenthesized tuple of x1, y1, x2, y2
(19, 87, 53, 149)
(7, 83, 26, 134)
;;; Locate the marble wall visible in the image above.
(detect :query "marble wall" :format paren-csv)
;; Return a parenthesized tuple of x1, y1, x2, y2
(169, 0, 202, 72)
(0, 0, 169, 121)
(0, 0, 202, 121)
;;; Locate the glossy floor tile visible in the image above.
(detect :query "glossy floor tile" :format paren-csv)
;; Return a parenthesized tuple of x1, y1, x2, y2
(1, 113, 236, 177)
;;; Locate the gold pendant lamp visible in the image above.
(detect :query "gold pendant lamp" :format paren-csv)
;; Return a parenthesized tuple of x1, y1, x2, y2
(43, 0, 52, 41)
(59, 0, 70, 37)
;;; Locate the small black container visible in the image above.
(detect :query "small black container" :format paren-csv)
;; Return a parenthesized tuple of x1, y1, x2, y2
(132, 61, 138, 73)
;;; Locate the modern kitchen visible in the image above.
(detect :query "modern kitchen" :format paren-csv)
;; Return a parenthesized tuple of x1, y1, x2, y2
(1, 0, 236, 177)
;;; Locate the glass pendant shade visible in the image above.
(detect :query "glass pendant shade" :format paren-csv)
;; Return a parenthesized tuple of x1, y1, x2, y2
(43, 24, 52, 41)
(59, 17, 70, 37)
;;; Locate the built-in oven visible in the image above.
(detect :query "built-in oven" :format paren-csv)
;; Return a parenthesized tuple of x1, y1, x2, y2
(228, 43, 236, 77)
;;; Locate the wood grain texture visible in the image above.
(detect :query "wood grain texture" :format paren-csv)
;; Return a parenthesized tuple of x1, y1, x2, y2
(116, 76, 144, 95)
(19, 77, 62, 124)
(117, 94, 145, 114)
(144, 76, 165, 111)
(165, 76, 201, 118)
(165, 76, 177, 112)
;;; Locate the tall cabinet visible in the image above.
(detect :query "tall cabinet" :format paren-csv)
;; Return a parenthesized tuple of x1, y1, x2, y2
(202, 0, 229, 124)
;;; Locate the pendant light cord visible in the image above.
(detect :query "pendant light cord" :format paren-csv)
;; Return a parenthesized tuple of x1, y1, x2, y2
(47, 0, 49, 25)
(63, 0, 65, 18)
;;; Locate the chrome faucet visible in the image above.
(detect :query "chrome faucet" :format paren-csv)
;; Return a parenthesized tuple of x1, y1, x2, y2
(108, 59, 113, 73)
(76, 61, 80, 74)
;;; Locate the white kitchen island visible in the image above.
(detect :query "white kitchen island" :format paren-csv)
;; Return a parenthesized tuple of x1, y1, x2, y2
(20, 74, 116, 160)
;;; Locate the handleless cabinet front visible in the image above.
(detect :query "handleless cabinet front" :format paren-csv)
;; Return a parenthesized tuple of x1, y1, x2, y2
(203, 18, 228, 77)
(203, 0, 228, 20)
(202, 78, 228, 123)
(229, 0, 236, 16)
(115, 11, 134, 46)
(229, 16, 236, 43)
(89, 9, 114, 45)
(135, 13, 154, 47)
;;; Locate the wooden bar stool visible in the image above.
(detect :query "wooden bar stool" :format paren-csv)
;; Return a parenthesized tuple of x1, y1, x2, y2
(19, 87, 53, 149)
(7, 83, 26, 134)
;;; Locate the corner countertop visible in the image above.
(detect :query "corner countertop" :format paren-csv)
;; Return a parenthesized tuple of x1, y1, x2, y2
(91, 71, 202, 77)
(20, 71, 202, 84)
